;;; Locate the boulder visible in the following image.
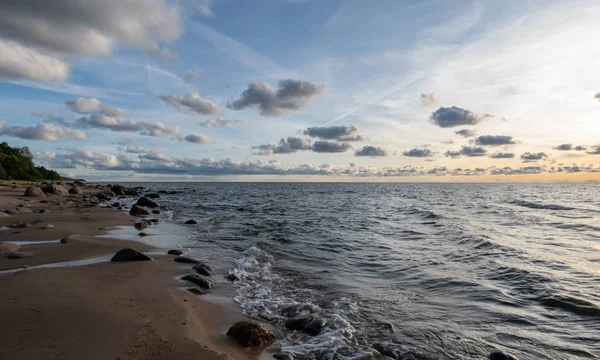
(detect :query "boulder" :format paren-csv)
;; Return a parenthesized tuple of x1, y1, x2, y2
(0, 212, 8, 217)
(111, 202, 121, 208)
(8, 222, 28, 229)
(4, 209, 19, 215)
(134, 222, 148, 231)
(174, 256, 201, 264)
(184, 220, 198, 225)
(138, 232, 151, 237)
(237, 207, 245, 212)
(490, 350, 519, 360)
(181, 274, 213, 289)
(193, 263, 213, 276)
(111, 184, 126, 195)
(6, 251, 33, 259)
(167, 249, 183, 256)
(94, 192, 112, 201)
(129, 205, 150, 216)
(68, 186, 82, 194)
(152, 210, 160, 214)
(111, 248, 153, 262)
(74, 180, 86, 186)
(149, 219, 159, 224)
(372, 343, 400, 359)
(0, 242, 20, 256)
(186, 287, 207, 295)
(16, 207, 32, 213)
(285, 315, 327, 335)
(38, 209, 50, 213)
(226, 321, 275, 347)
(42, 184, 69, 196)
(60, 236, 74, 244)
(24, 187, 45, 197)
(144, 193, 160, 199)
(135, 197, 158, 208)
(124, 188, 139, 196)
(226, 273, 239, 282)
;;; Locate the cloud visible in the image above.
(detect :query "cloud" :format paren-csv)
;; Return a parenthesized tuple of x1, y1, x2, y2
(554, 143, 587, 151)
(489, 152, 515, 159)
(303, 125, 363, 141)
(75, 114, 179, 137)
(312, 141, 351, 153)
(184, 68, 204, 83)
(32, 112, 70, 126)
(595, 92, 600, 102)
(429, 106, 488, 128)
(474, 135, 517, 146)
(355, 146, 387, 157)
(65, 97, 130, 117)
(0, 0, 182, 81)
(32, 151, 56, 161)
(159, 91, 221, 115)
(403, 148, 434, 157)
(445, 146, 487, 157)
(120, 146, 156, 154)
(0, 121, 87, 142)
(420, 93, 436, 106)
(587, 145, 600, 155)
(199, 117, 248, 128)
(520, 152, 548, 162)
(184, 134, 212, 144)
(489, 166, 545, 175)
(252, 137, 313, 155)
(227, 79, 326, 116)
(455, 129, 476, 138)
(116, 137, 139, 146)
(193, 0, 215, 17)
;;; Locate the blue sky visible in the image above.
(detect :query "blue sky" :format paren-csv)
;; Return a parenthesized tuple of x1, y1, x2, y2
(1, 0, 599, 181)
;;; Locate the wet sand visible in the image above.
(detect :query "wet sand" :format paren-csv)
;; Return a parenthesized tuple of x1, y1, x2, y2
(0, 182, 254, 360)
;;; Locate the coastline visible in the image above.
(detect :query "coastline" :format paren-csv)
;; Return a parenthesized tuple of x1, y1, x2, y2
(0, 181, 256, 360)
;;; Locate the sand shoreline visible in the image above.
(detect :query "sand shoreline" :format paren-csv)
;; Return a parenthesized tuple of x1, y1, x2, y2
(0, 181, 256, 360)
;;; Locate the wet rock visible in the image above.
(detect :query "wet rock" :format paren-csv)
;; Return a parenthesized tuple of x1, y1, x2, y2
(60, 236, 74, 244)
(281, 303, 319, 317)
(135, 197, 158, 208)
(144, 193, 160, 199)
(193, 263, 213, 276)
(372, 343, 400, 359)
(490, 350, 519, 360)
(134, 222, 148, 231)
(152, 209, 160, 214)
(8, 222, 28, 229)
(173, 256, 201, 264)
(6, 251, 33, 259)
(149, 218, 159, 224)
(184, 219, 198, 225)
(158, 190, 168, 194)
(167, 249, 183, 256)
(181, 274, 214, 289)
(42, 224, 55, 229)
(74, 180, 86, 187)
(129, 205, 150, 216)
(226, 273, 239, 282)
(111, 202, 121, 208)
(4, 209, 19, 215)
(138, 232, 151, 237)
(68, 186, 82, 194)
(94, 192, 112, 201)
(111, 184, 126, 195)
(38, 209, 50, 213)
(0, 212, 8, 217)
(285, 314, 327, 335)
(274, 353, 294, 360)
(42, 184, 69, 196)
(0, 242, 20, 256)
(186, 287, 207, 295)
(24, 187, 45, 197)
(16, 207, 32, 213)
(237, 207, 245, 211)
(226, 321, 275, 347)
(110, 248, 153, 262)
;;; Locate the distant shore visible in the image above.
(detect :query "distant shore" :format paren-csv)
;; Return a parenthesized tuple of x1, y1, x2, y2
(0, 181, 253, 360)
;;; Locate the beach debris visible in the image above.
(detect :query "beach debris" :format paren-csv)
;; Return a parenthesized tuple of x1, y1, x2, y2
(167, 249, 183, 256)
(42, 184, 69, 196)
(110, 248, 153, 262)
(24, 186, 45, 197)
(490, 350, 519, 360)
(144, 193, 160, 199)
(192, 263, 213, 276)
(186, 287, 207, 295)
(6, 251, 33, 259)
(181, 274, 214, 289)
(226, 321, 275, 347)
(184, 219, 198, 225)
(129, 205, 150, 216)
(135, 197, 158, 208)
(134, 222, 148, 231)
(285, 314, 327, 335)
(173, 256, 201, 264)
(0, 242, 20, 256)
(68, 185, 82, 194)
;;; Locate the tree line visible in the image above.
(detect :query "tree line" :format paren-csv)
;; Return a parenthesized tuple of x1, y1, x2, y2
(0, 142, 61, 181)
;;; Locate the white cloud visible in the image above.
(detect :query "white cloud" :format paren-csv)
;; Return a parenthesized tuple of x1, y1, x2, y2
(184, 134, 212, 144)
(66, 97, 131, 117)
(158, 91, 221, 115)
(199, 117, 248, 128)
(0, 40, 68, 81)
(184, 68, 204, 83)
(0, 121, 87, 142)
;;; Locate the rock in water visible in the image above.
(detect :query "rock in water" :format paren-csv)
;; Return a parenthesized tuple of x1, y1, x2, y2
(68, 186, 82, 194)
(135, 197, 158, 208)
(193, 263, 213, 276)
(111, 184, 126, 195)
(186, 287, 207, 295)
(273, 353, 294, 360)
(490, 350, 519, 360)
(226, 321, 275, 347)
(0, 243, 20, 256)
(144, 193, 160, 199)
(285, 315, 327, 335)
(167, 249, 183, 256)
(173, 256, 201, 264)
(134, 222, 148, 230)
(152, 210, 160, 214)
(184, 219, 198, 225)
(138, 232, 151, 237)
(129, 205, 150, 216)
(42, 184, 69, 196)
(181, 274, 214, 289)
(24, 187, 45, 197)
(111, 248, 153, 262)
(94, 192, 112, 201)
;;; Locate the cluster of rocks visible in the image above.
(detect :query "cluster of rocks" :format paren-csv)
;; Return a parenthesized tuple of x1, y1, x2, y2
(0, 242, 32, 260)
(169, 252, 215, 296)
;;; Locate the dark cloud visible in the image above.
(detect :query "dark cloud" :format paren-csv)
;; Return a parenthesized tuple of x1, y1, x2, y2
(445, 146, 487, 157)
(474, 135, 517, 146)
(403, 148, 433, 157)
(199, 117, 248, 128)
(184, 68, 204, 83)
(227, 79, 326, 116)
(184, 134, 212, 144)
(420, 93, 435, 106)
(429, 106, 488, 128)
(0, 121, 87, 142)
(520, 152, 548, 162)
(355, 146, 387, 157)
(303, 125, 363, 141)
(75, 114, 179, 137)
(252, 137, 313, 155)
(159, 91, 221, 115)
(455, 129, 476, 138)
(587, 145, 600, 155)
(574, 145, 587, 151)
(595, 92, 600, 102)
(489, 166, 545, 175)
(554, 143, 587, 151)
(489, 152, 515, 159)
(312, 141, 351, 153)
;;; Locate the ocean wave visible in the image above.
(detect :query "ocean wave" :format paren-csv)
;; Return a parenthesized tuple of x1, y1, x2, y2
(537, 294, 600, 317)
(510, 200, 575, 211)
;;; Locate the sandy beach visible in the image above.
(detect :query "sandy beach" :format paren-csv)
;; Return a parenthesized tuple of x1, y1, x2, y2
(0, 182, 256, 360)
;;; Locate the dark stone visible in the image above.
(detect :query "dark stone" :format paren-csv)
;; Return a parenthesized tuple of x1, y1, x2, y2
(111, 202, 121, 208)
(60, 236, 73, 244)
(285, 315, 327, 335)
(490, 350, 519, 360)
(149, 219, 159, 223)
(152, 210, 160, 214)
(184, 219, 198, 225)
(167, 249, 183, 256)
(68, 186, 82, 194)
(173, 256, 201, 264)
(181, 274, 213, 289)
(16, 207, 32, 213)
(95, 192, 111, 201)
(111, 248, 153, 262)
(111, 184, 126, 195)
(144, 193, 160, 199)
(24, 187, 45, 197)
(129, 205, 150, 216)
(186, 287, 207, 295)
(274, 353, 294, 360)
(138, 232, 151, 237)
(281, 304, 319, 317)
(226, 273, 238, 282)
(42, 184, 69, 196)
(193, 263, 213, 276)
(372, 343, 400, 359)
(38, 209, 50, 213)
(134, 222, 148, 231)
(226, 321, 275, 347)
(8, 222, 28, 229)
(237, 207, 245, 211)
(135, 197, 158, 208)
(0, 243, 20, 256)
(4, 209, 19, 215)
(158, 190, 168, 194)
(6, 251, 33, 259)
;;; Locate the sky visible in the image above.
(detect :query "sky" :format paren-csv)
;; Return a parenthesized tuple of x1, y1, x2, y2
(0, 0, 599, 182)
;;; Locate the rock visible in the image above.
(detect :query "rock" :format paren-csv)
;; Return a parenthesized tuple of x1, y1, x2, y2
(6, 251, 33, 259)
(111, 202, 121, 208)
(42, 224, 55, 229)
(42, 184, 69, 196)
(94, 192, 112, 201)
(134, 222, 148, 231)
(181, 274, 213, 289)
(186, 287, 207, 295)
(152, 210, 160, 214)
(144, 193, 160, 199)
(372, 343, 400, 359)
(274, 353, 294, 360)
(129, 205, 150, 216)
(149, 218, 159, 224)
(226, 273, 239, 282)
(110, 248, 153, 262)
(24, 187, 45, 197)
(68, 186, 82, 194)
(8, 222, 28, 229)
(16, 207, 32, 213)
(237, 207, 245, 211)
(60, 236, 73, 244)
(158, 190, 168, 194)
(0, 242, 20, 256)
(281, 304, 319, 317)
(4, 209, 19, 215)
(285, 315, 327, 335)
(174, 256, 201, 264)
(0, 212, 8, 217)
(193, 263, 213, 276)
(74, 180, 86, 186)
(111, 184, 126, 195)
(38, 209, 50, 213)
(226, 321, 275, 347)
(167, 249, 183, 256)
(135, 197, 158, 208)
(138, 232, 151, 237)
(184, 219, 198, 225)
(124, 188, 139, 196)
(490, 350, 519, 360)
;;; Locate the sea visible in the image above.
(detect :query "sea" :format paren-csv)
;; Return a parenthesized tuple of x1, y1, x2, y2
(122, 182, 600, 360)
